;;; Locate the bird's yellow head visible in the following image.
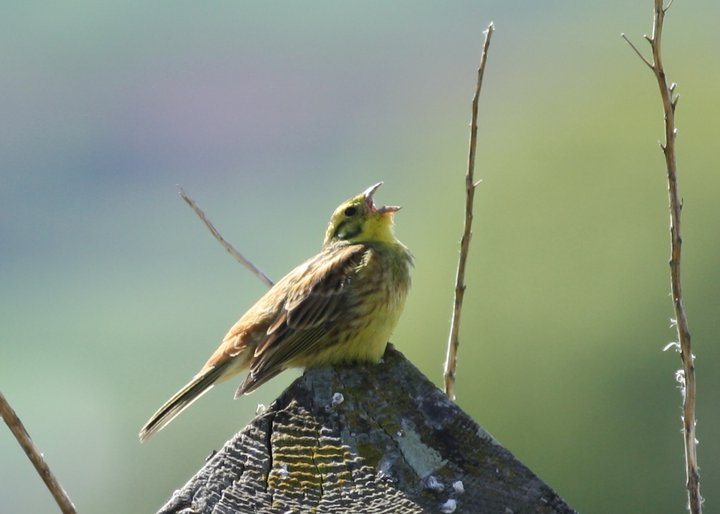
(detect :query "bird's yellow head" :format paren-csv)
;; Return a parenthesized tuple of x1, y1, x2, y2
(323, 182, 401, 246)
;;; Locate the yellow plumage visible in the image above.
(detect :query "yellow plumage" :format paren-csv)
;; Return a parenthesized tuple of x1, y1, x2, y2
(139, 183, 412, 441)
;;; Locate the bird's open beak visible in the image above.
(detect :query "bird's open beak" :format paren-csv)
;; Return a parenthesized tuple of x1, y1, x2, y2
(362, 182, 401, 216)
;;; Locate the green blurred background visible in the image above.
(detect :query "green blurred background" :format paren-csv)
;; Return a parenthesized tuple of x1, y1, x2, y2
(2, 1, 719, 512)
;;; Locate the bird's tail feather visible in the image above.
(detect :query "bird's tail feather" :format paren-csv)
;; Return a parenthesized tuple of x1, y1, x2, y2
(139, 363, 227, 442)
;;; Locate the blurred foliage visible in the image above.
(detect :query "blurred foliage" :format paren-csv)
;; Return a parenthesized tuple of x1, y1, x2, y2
(1, 2, 719, 513)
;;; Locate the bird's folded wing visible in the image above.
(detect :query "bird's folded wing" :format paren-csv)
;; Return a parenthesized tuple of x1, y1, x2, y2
(238, 243, 368, 393)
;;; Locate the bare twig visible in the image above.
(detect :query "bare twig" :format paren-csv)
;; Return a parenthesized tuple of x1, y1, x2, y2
(179, 188, 274, 288)
(443, 22, 494, 401)
(623, 2, 701, 512)
(621, 33, 654, 70)
(0, 391, 77, 514)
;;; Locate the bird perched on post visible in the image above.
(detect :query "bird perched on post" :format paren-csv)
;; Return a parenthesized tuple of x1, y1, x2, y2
(139, 183, 413, 442)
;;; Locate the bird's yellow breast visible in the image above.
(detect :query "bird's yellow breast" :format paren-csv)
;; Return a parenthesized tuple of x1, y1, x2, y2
(291, 243, 412, 367)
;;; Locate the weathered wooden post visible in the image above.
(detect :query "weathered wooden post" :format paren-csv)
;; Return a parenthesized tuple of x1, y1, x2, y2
(158, 345, 575, 513)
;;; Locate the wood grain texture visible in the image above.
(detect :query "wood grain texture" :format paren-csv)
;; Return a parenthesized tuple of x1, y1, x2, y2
(158, 345, 575, 514)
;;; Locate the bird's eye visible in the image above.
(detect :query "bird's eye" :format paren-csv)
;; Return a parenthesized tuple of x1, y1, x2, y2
(344, 206, 357, 217)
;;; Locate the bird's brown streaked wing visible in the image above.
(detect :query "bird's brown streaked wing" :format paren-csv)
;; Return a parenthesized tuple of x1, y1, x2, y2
(238, 244, 368, 394)
(201, 262, 309, 370)
(261, 243, 367, 343)
(234, 325, 327, 396)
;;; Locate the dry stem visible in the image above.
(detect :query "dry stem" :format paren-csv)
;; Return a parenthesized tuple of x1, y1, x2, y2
(179, 188, 274, 288)
(443, 22, 494, 401)
(623, 2, 700, 512)
(0, 391, 77, 514)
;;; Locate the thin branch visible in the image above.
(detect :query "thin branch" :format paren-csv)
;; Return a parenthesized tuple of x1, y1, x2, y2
(179, 188, 274, 288)
(624, 2, 701, 512)
(443, 22, 494, 401)
(621, 33, 654, 70)
(0, 391, 77, 514)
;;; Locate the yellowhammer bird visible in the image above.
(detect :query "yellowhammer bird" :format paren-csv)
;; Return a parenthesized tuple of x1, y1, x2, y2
(139, 182, 412, 441)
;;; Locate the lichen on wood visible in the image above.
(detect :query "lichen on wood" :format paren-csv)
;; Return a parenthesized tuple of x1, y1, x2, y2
(158, 345, 575, 514)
